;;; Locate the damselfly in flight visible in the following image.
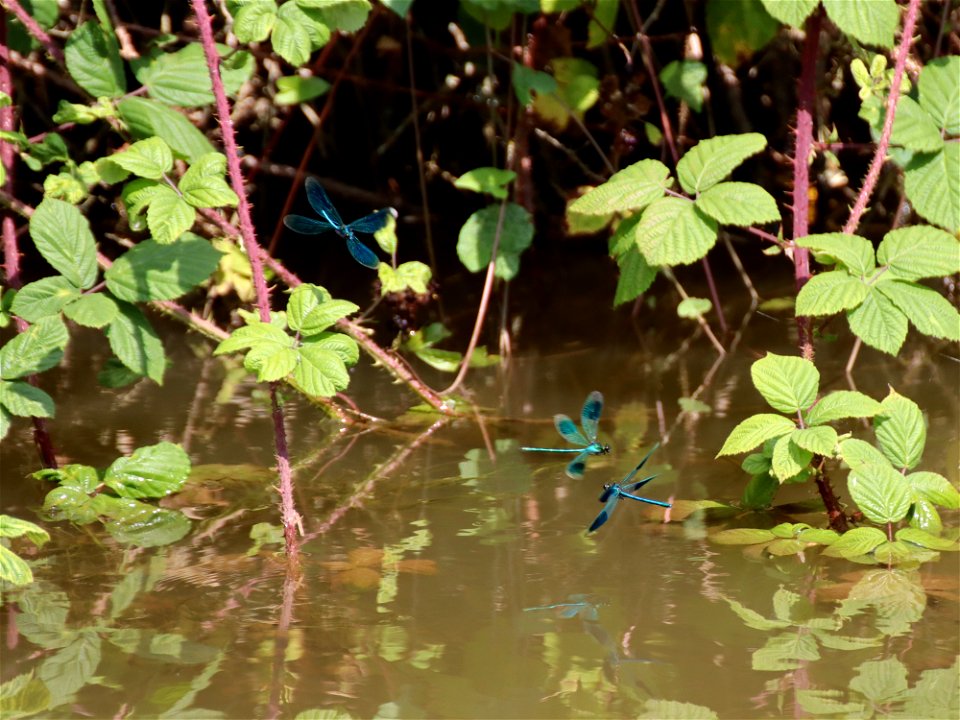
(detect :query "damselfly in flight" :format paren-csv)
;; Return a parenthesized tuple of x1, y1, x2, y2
(588, 443, 670, 533)
(521, 391, 610, 479)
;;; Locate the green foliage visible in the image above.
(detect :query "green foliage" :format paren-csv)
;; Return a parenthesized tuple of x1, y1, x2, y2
(64, 21, 126, 97)
(401, 323, 499, 373)
(512, 63, 557, 106)
(531, 57, 600, 130)
(457, 203, 534, 281)
(274, 75, 331, 105)
(378, 262, 432, 296)
(659, 60, 707, 112)
(32, 442, 192, 547)
(454, 168, 516, 199)
(676, 297, 712, 319)
(0, 515, 50, 586)
(214, 284, 360, 397)
(707, 0, 780, 66)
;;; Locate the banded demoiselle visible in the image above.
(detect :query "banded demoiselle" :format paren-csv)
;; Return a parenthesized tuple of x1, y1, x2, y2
(588, 443, 670, 533)
(521, 391, 610, 479)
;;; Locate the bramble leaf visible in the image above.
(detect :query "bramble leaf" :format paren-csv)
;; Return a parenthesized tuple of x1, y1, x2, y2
(751, 353, 819, 414)
(635, 196, 718, 266)
(874, 389, 926, 470)
(717, 414, 796, 456)
(676, 133, 766, 194)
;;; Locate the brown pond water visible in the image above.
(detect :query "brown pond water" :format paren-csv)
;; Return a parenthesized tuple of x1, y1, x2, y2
(1, 280, 958, 719)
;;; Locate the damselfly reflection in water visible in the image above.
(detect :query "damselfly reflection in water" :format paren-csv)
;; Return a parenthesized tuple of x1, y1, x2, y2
(283, 177, 395, 269)
(521, 391, 610, 479)
(588, 443, 670, 533)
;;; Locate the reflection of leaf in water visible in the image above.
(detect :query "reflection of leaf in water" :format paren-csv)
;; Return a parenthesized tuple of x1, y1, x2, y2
(457, 507, 516, 544)
(832, 568, 927, 637)
(0, 673, 51, 717)
(639, 698, 719, 719)
(611, 401, 651, 453)
(459, 439, 532, 496)
(322, 547, 437, 590)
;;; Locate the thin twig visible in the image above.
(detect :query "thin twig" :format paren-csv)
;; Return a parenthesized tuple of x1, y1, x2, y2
(406, 14, 438, 274)
(662, 268, 726, 355)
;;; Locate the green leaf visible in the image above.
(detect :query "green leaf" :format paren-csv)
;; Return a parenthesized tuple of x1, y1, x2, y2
(105, 235, 222, 303)
(531, 57, 600, 130)
(820, 526, 887, 558)
(850, 657, 909, 703)
(753, 631, 819, 670)
(795, 233, 875, 275)
(877, 280, 960, 342)
(214, 321, 290, 356)
(104, 442, 190, 499)
(677, 297, 711, 319)
(805, 390, 882, 425)
(821, 0, 898, 47)
(904, 142, 960, 233)
(109, 137, 173, 180)
(741, 472, 778, 508)
(97, 358, 142, 388)
(273, 1, 314, 66)
(457, 203, 534, 281)
(896, 527, 958, 551)
(64, 21, 126, 97)
(454, 168, 516, 199)
(759, 0, 817, 27)
(288, 284, 358, 335)
(613, 243, 657, 307)
(0, 380, 55, 418)
(304, 0, 372, 32)
(10, 276, 81, 321)
(37, 628, 101, 697)
(695, 182, 780, 225)
(274, 75, 330, 105)
(30, 198, 99, 289)
(791, 426, 838, 456)
(512, 62, 557, 106)
(849, 462, 913, 523)
(890, 95, 944, 153)
(118, 97, 216, 163)
(847, 287, 908, 355)
(569, 159, 671, 216)
(0, 515, 50, 546)
(675, 133, 767, 194)
(178, 153, 239, 208)
(741, 453, 771, 475)
(751, 353, 819, 414)
(771, 434, 812, 481)
(659, 60, 706, 112)
(304, 331, 358, 365)
(635, 196, 718, 266)
(907, 471, 959, 509)
(35, 463, 100, 493)
(919, 55, 960, 134)
(797, 527, 840, 545)
(43, 485, 99, 524)
(378, 261, 432, 295)
(136, 43, 207, 106)
(0, 544, 35, 586)
(876, 226, 960, 280)
(63, 292, 119, 328)
(146, 185, 196, 244)
(795, 270, 868, 315)
(838, 438, 889, 470)
(43, 172, 88, 204)
(716, 414, 796, 456)
(711, 528, 775, 545)
(104, 505, 191, 547)
(232, 0, 277, 43)
(0, 316, 68, 379)
(293, 339, 351, 396)
(106, 301, 166, 384)
(874, 388, 926, 470)
(706, 0, 779, 67)
(679, 397, 712, 414)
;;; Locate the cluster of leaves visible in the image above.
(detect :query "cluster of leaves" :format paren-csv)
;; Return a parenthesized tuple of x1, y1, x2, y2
(715, 353, 959, 564)
(0, 515, 50, 587)
(567, 133, 779, 308)
(213, 284, 360, 397)
(30, 442, 193, 548)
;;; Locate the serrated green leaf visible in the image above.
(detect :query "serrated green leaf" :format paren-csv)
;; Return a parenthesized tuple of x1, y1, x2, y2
(106, 302, 166, 384)
(716, 414, 796, 456)
(121, 178, 165, 225)
(877, 280, 960, 342)
(304, 332, 359, 366)
(896, 527, 958, 551)
(454, 168, 516, 199)
(613, 244, 657, 307)
(247, 344, 298, 381)
(820, 526, 888, 558)
(105, 235, 222, 302)
(822, 0, 898, 47)
(759, 0, 817, 27)
(875, 388, 925, 469)
(848, 287, 908, 355)
(146, 185, 195, 244)
(43, 171, 87, 203)
(851, 657, 909, 703)
(795, 233, 875, 275)
(695, 182, 780, 225)
(30, 198, 99, 289)
(273, 2, 314, 66)
(274, 75, 330, 105)
(378, 261, 432, 295)
(109, 137, 173, 180)
(791, 426, 838, 456)
(214, 321, 290, 356)
(287, 284, 358, 335)
(659, 60, 706, 112)
(751, 353, 819, 414)
(909, 498, 943, 534)
(10, 276, 81, 321)
(635, 196, 718, 266)
(293, 342, 351, 396)
(569, 159, 671, 216)
(677, 297, 711, 319)
(710, 528, 776, 545)
(0, 515, 50, 548)
(741, 452, 771, 474)
(890, 95, 944, 153)
(304, 0, 372, 33)
(876, 225, 960, 280)
(0, 380, 55, 418)
(797, 527, 840, 545)
(838, 438, 889, 470)
(919, 55, 960, 134)
(849, 462, 912, 523)
(795, 270, 868, 315)
(104, 505, 191, 547)
(232, 0, 277, 43)
(118, 97, 215, 163)
(179, 152, 239, 208)
(532, 57, 599, 130)
(705, 0, 779, 69)
(43, 485, 99, 524)
(904, 143, 960, 233)
(512, 62, 557, 106)
(906, 471, 959, 509)
(63, 292, 118, 328)
(0, 544, 35, 586)
(457, 203, 533, 281)
(64, 21, 126, 98)
(676, 133, 767, 194)
(0, 315, 68, 379)
(771, 434, 812, 481)
(805, 390, 882, 425)
(104, 442, 190, 499)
